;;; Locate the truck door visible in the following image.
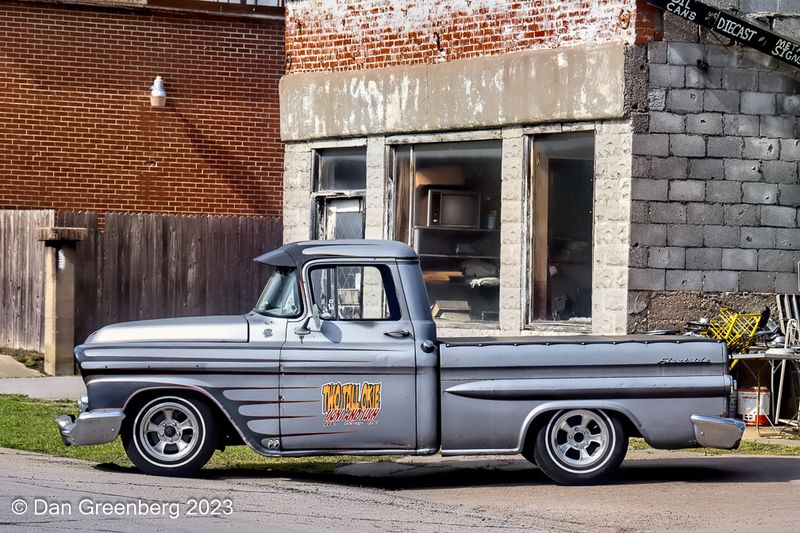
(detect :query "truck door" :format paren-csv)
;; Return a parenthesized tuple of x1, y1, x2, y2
(279, 260, 417, 451)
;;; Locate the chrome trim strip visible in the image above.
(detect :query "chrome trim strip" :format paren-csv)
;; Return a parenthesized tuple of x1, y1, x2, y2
(441, 448, 519, 456)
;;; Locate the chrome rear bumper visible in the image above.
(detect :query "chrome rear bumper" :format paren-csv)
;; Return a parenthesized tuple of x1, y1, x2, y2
(691, 414, 746, 450)
(55, 409, 125, 446)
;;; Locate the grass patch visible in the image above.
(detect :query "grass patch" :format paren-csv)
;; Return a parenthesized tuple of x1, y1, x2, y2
(0, 394, 389, 473)
(629, 437, 800, 456)
(0, 347, 44, 373)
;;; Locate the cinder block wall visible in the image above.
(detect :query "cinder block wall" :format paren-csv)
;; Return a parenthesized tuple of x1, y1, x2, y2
(629, 8, 800, 331)
(285, 0, 660, 73)
(0, 3, 285, 216)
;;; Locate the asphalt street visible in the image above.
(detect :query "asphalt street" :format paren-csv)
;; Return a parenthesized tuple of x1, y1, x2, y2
(1, 447, 799, 532)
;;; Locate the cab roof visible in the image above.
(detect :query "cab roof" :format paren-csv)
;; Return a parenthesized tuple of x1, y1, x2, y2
(254, 240, 418, 268)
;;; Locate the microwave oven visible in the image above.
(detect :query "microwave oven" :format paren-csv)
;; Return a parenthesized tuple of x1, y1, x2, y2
(427, 189, 481, 228)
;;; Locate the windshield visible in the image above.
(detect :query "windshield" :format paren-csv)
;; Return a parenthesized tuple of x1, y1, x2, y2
(254, 267, 302, 318)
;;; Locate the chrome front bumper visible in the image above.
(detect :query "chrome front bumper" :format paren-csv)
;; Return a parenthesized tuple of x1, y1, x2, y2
(691, 414, 746, 450)
(55, 396, 125, 446)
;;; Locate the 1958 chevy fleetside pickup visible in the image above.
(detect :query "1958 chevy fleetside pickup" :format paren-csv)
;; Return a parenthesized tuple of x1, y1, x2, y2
(56, 240, 745, 485)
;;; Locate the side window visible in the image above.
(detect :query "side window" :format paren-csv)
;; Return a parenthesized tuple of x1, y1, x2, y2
(308, 265, 400, 321)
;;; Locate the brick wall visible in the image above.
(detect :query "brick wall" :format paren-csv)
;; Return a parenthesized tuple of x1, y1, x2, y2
(0, 2, 285, 216)
(630, 37, 800, 297)
(285, 0, 659, 74)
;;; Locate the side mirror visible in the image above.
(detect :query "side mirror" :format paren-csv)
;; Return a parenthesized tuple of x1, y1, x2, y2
(295, 304, 330, 337)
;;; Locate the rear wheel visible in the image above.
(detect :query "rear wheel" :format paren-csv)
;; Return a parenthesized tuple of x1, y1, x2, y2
(122, 395, 217, 476)
(533, 409, 627, 485)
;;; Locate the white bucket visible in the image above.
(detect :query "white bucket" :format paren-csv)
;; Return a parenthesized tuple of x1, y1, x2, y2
(737, 387, 771, 426)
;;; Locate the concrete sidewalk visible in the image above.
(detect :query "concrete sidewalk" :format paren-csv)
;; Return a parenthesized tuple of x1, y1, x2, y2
(0, 354, 41, 378)
(0, 376, 85, 400)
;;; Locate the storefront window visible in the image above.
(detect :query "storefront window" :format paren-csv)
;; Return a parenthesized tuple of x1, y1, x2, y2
(393, 141, 502, 324)
(312, 147, 366, 240)
(529, 132, 594, 322)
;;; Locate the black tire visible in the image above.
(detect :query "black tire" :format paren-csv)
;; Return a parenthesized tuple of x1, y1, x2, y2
(122, 395, 217, 476)
(533, 409, 627, 485)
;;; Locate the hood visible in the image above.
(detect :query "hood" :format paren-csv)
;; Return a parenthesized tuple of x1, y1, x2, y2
(85, 315, 249, 344)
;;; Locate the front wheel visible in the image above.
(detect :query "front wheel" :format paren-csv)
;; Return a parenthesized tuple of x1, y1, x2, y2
(122, 395, 217, 476)
(533, 409, 627, 485)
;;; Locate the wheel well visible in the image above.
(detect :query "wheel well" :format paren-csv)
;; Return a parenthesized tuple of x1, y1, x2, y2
(122, 388, 243, 448)
(523, 408, 641, 453)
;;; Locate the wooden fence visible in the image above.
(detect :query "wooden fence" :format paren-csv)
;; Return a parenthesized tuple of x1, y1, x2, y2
(57, 212, 283, 344)
(0, 210, 54, 352)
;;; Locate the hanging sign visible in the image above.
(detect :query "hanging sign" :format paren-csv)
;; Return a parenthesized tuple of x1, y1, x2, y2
(647, 0, 800, 69)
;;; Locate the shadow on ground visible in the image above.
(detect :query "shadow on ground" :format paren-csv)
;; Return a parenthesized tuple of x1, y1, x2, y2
(93, 454, 800, 490)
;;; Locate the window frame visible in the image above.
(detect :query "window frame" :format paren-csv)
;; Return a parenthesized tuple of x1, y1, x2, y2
(303, 262, 403, 322)
(311, 146, 368, 240)
(525, 130, 596, 326)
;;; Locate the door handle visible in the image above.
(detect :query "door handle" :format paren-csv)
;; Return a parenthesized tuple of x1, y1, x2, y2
(384, 329, 411, 339)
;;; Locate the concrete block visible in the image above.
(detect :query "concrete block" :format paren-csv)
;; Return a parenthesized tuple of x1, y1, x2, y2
(724, 159, 761, 181)
(685, 66, 723, 89)
(779, 184, 800, 206)
(760, 116, 797, 139)
(740, 92, 776, 115)
(650, 64, 685, 88)
(633, 134, 669, 156)
(703, 90, 739, 113)
(777, 228, 800, 249)
(706, 181, 742, 203)
(743, 138, 779, 160)
(686, 113, 722, 134)
(648, 247, 686, 269)
(669, 180, 706, 202)
(687, 248, 722, 270)
(777, 94, 800, 115)
(652, 157, 689, 179)
(776, 273, 800, 294)
(629, 246, 648, 268)
(723, 114, 760, 136)
(762, 160, 799, 184)
(667, 89, 703, 113)
(761, 205, 798, 227)
(668, 43, 705, 66)
(689, 159, 724, 180)
(740, 49, 778, 70)
(632, 179, 669, 201)
(687, 203, 724, 225)
(704, 225, 740, 247)
(743, 182, 779, 205)
(724, 204, 759, 226)
(706, 45, 738, 68)
(648, 41, 667, 64)
(630, 223, 667, 246)
(780, 139, 800, 161)
(759, 70, 800, 93)
(632, 156, 652, 178)
(739, 272, 776, 293)
(722, 248, 758, 271)
(707, 137, 742, 158)
(648, 89, 666, 112)
(666, 270, 703, 290)
(759, 249, 797, 272)
(629, 268, 666, 291)
(722, 69, 758, 91)
(670, 134, 706, 157)
(650, 112, 685, 133)
(650, 202, 687, 224)
(667, 224, 704, 246)
(631, 201, 649, 223)
(741, 227, 776, 248)
(703, 271, 739, 292)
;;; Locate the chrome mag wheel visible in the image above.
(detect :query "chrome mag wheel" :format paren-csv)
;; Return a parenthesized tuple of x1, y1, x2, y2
(137, 400, 202, 463)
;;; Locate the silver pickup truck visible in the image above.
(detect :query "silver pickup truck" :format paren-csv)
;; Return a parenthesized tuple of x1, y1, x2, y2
(56, 240, 745, 485)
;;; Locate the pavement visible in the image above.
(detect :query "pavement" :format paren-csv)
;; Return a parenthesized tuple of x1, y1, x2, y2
(0, 376, 85, 400)
(0, 355, 40, 378)
(1, 446, 800, 532)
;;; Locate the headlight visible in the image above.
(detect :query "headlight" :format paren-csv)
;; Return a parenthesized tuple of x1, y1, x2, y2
(77, 394, 89, 413)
